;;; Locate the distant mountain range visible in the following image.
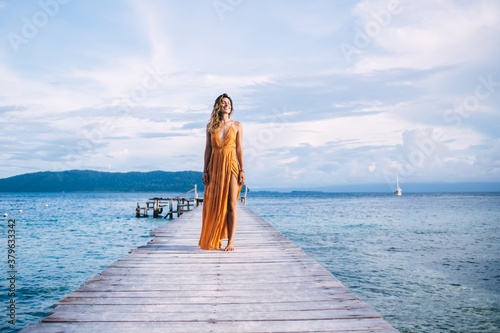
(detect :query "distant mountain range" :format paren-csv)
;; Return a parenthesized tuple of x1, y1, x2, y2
(0, 170, 498, 192)
(0, 170, 205, 192)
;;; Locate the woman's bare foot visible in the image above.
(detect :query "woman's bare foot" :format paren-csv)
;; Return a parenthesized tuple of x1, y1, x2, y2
(224, 241, 234, 251)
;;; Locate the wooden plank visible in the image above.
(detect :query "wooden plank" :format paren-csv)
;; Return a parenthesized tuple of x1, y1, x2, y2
(40, 308, 383, 322)
(50, 299, 372, 312)
(77, 278, 346, 288)
(23, 319, 397, 333)
(57, 290, 361, 302)
(54, 296, 364, 306)
(80, 274, 344, 282)
(21, 203, 397, 332)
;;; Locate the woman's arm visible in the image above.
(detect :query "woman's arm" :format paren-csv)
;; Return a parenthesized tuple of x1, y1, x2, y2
(235, 121, 245, 185)
(202, 124, 212, 185)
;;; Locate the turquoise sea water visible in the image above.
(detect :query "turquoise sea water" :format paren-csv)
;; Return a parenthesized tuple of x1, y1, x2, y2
(0, 192, 173, 332)
(0, 192, 499, 332)
(247, 192, 500, 333)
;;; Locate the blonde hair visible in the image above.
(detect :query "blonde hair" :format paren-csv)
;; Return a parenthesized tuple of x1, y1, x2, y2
(208, 93, 233, 133)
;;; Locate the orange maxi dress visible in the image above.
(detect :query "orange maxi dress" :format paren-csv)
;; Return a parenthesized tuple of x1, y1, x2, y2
(199, 125, 242, 250)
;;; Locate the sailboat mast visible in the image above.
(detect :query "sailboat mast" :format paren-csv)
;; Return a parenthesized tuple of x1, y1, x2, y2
(394, 169, 402, 195)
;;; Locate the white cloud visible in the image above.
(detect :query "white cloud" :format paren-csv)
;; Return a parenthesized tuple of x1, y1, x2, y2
(0, 1, 498, 188)
(352, 0, 500, 73)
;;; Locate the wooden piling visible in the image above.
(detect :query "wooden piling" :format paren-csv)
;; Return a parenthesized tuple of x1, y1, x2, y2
(153, 198, 160, 218)
(21, 203, 397, 333)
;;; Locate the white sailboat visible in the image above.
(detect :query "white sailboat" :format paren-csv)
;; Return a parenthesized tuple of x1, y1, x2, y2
(394, 169, 402, 196)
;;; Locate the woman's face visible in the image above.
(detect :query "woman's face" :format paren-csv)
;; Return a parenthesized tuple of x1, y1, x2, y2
(221, 97, 231, 114)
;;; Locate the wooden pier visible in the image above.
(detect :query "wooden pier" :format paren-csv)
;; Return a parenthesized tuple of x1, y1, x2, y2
(136, 185, 248, 218)
(22, 203, 397, 332)
(135, 185, 203, 219)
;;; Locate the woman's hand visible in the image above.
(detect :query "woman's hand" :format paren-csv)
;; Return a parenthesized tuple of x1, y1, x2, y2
(202, 172, 209, 185)
(238, 171, 245, 185)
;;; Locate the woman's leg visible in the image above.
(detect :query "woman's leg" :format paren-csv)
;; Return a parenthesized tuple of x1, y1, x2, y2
(225, 172, 239, 251)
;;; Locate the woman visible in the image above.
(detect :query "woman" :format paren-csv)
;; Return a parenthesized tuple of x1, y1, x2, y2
(199, 93, 245, 251)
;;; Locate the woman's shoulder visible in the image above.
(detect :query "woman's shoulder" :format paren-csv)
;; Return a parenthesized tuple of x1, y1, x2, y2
(232, 120, 242, 129)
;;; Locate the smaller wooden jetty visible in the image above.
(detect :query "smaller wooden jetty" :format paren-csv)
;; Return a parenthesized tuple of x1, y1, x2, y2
(136, 185, 248, 218)
(22, 202, 397, 332)
(135, 185, 203, 218)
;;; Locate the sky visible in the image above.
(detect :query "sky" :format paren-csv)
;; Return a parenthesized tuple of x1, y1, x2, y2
(0, 0, 499, 190)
